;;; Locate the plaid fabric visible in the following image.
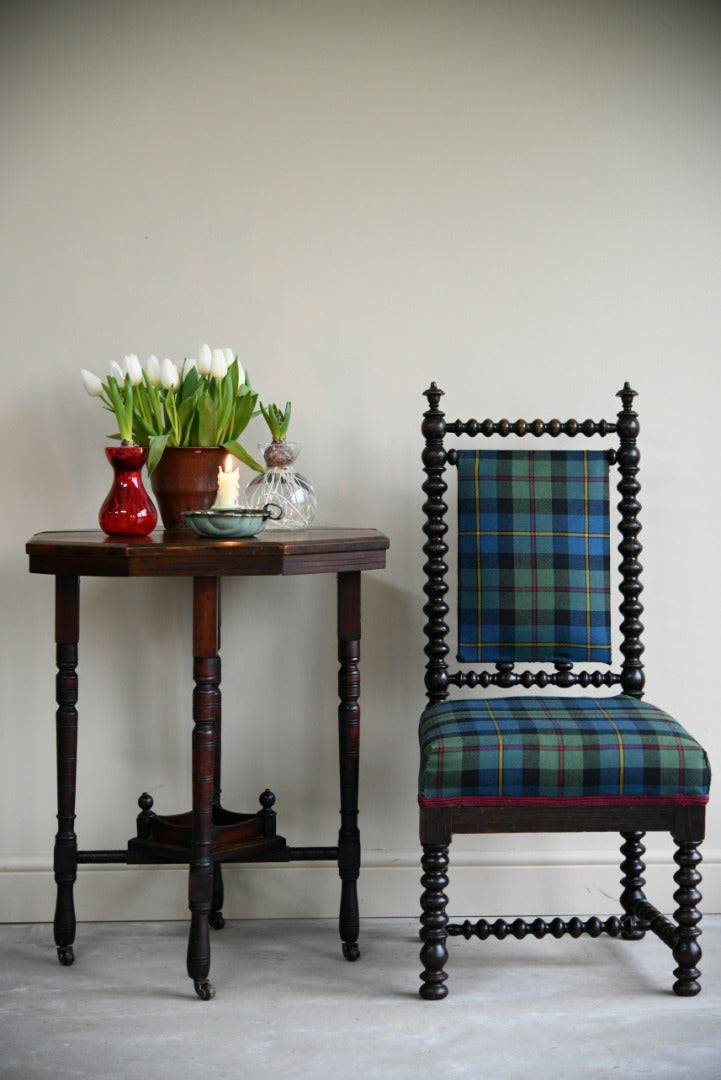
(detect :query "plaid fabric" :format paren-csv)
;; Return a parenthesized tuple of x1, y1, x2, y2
(457, 450, 612, 664)
(418, 695, 710, 805)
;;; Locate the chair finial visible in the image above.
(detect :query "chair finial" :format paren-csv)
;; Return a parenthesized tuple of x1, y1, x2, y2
(616, 381, 638, 402)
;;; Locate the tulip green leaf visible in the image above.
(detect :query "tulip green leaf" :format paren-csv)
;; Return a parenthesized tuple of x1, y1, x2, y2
(232, 387, 257, 438)
(222, 439, 263, 473)
(198, 396, 217, 446)
(228, 358, 240, 398)
(180, 367, 200, 402)
(147, 433, 170, 474)
(217, 380, 234, 444)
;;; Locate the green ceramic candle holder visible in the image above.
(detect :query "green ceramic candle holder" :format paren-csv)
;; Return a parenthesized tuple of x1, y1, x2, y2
(183, 503, 282, 538)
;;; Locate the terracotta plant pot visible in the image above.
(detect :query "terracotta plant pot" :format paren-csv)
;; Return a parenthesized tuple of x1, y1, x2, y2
(149, 446, 227, 529)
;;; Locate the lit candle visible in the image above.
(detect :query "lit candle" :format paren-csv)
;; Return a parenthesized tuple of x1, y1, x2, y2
(214, 458, 240, 509)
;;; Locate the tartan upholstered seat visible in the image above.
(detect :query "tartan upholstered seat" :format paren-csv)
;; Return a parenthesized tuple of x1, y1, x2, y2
(419, 695, 710, 805)
(417, 383, 710, 1002)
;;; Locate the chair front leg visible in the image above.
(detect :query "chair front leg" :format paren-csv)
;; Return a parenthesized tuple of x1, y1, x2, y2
(419, 844, 450, 1000)
(672, 838, 703, 997)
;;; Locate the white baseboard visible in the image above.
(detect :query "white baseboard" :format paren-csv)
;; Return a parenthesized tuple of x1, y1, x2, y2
(2, 849, 719, 923)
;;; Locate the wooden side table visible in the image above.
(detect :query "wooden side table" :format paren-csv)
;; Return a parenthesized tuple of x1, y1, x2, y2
(26, 527, 389, 999)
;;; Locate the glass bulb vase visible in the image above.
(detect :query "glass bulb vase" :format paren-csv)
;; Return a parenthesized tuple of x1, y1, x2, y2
(245, 441, 316, 529)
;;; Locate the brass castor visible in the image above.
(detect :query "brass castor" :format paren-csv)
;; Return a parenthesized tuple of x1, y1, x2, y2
(342, 941, 360, 961)
(193, 978, 216, 1001)
(57, 945, 75, 967)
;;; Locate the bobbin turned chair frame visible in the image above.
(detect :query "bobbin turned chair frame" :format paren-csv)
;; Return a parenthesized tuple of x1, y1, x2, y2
(419, 382, 707, 1000)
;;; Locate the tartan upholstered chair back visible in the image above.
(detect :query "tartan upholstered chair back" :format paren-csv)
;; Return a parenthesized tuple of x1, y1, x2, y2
(422, 381, 642, 703)
(456, 448, 612, 667)
(417, 382, 710, 1002)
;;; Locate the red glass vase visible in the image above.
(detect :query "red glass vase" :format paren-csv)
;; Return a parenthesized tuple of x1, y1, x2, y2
(99, 445, 158, 537)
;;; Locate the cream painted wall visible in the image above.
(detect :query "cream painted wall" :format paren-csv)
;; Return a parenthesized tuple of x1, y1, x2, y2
(1, 0, 719, 923)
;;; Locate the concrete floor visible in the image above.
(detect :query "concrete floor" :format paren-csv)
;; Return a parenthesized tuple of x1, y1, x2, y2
(1, 917, 719, 1079)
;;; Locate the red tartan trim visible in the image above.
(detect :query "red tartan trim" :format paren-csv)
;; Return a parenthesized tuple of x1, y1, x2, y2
(418, 794, 709, 809)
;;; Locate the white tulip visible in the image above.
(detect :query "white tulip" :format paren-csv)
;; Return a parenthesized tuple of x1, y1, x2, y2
(81, 368, 104, 397)
(223, 347, 245, 388)
(182, 357, 198, 379)
(146, 354, 161, 385)
(160, 358, 179, 389)
(198, 343, 212, 375)
(124, 353, 143, 385)
(211, 348, 227, 379)
(235, 358, 246, 390)
(110, 360, 125, 382)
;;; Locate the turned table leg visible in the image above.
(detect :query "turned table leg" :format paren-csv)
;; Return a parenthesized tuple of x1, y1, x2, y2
(209, 581, 226, 932)
(337, 570, 361, 961)
(187, 576, 220, 1000)
(54, 574, 80, 967)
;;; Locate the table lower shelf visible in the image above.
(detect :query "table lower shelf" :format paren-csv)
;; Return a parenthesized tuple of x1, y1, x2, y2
(128, 834, 289, 864)
(74, 789, 339, 867)
(129, 803, 287, 863)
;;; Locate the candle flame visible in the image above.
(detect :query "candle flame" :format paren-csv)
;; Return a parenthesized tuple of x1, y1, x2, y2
(223, 454, 233, 473)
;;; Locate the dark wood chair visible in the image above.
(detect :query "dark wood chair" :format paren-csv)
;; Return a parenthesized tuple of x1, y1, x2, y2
(418, 382, 710, 999)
